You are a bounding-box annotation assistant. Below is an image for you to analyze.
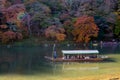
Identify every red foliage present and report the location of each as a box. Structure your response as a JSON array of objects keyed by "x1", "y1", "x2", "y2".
[
  {"x1": 74, "y1": 16, "x2": 95, "y2": 27},
  {"x1": 0, "y1": 25, "x2": 8, "y2": 29},
  {"x1": 5, "y1": 4, "x2": 26, "y2": 23},
  {"x1": 3, "y1": 31, "x2": 16, "y2": 38}
]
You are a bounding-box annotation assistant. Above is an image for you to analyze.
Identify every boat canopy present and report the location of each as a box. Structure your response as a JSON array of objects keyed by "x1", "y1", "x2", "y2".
[{"x1": 62, "y1": 50, "x2": 99, "y2": 55}]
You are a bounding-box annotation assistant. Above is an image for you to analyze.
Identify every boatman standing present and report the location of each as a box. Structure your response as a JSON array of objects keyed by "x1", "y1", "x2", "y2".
[{"x1": 53, "y1": 51, "x2": 57, "y2": 59}]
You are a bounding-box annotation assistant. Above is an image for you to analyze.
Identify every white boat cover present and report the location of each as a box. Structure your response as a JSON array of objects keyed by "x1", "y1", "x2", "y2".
[{"x1": 62, "y1": 50, "x2": 99, "y2": 54}]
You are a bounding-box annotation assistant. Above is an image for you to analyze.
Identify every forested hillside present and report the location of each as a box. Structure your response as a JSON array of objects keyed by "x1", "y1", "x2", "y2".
[{"x1": 0, "y1": 0, "x2": 120, "y2": 44}]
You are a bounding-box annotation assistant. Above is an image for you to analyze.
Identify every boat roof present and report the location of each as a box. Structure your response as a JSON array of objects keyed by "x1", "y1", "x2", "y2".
[{"x1": 62, "y1": 50, "x2": 99, "y2": 55}]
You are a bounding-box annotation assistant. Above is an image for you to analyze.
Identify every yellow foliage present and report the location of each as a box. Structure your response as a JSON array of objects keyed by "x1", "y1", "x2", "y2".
[{"x1": 15, "y1": 20, "x2": 22, "y2": 28}]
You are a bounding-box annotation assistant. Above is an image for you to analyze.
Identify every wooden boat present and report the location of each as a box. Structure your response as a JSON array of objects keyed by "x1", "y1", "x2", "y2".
[{"x1": 45, "y1": 50, "x2": 108, "y2": 62}]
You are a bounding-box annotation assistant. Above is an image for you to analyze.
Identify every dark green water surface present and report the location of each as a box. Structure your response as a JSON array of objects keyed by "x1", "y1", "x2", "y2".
[{"x1": 0, "y1": 42, "x2": 120, "y2": 74}]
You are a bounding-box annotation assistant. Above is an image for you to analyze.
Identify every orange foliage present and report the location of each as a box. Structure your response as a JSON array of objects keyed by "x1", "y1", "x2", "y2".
[
  {"x1": 2, "y1": 31, "x2": 16, "y2": 43},
  {"x1": 56, "y1": 33, "x2": 66, "y2": 41},
  {"x1": 1, "y1": 31, "x2": 23, "y2": 44},
  {"x1": 45, "y1": 25, "x2": 66, "y2": 41},
  {"x1": 72, "y1": 15, "x2": 99, "y2": 43},
  {"x1": 45, "y1": 25, "x2": 57, "y2": 38}
]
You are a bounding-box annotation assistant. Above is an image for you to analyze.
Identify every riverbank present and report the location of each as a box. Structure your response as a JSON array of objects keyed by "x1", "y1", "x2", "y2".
[
  {"x1": 0, "y1": 36, "x2": 119, "y2": 46},
  {"x1": 0, "y1": 73, "x2": 120, "y2": 80}
]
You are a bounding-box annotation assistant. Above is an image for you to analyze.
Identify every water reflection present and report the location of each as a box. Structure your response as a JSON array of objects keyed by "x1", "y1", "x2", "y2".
[
  {"x1": 0, "y1": 42, "x2": 119, "y2": 74},
  {"x1": 44, "y1": 62, "x2": 100, "y2": 76}
]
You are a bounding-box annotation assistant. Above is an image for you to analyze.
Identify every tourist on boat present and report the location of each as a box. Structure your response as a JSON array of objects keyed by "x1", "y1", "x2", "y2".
[
  {"x1": 71, "y1": 55, "x2": 75, "y2": 59},
  {"x1": 82, "y1": 55, "x2": 85, "y2": 59},
  {"x1": 85, "y1": 56, "x2": 90, "y2": 59},
  {"x1": 77, "y1": 55, "x2": 80, "y2": 59},
  {"x1": 66, "y1": 55, "x2": 70, "y2": 59},
  {"x1": 90, "y1": 55, "x2": 97, "y2": 58},
  {"x1": 79, "y1": 55, "x2": 83, "y2": 59}
]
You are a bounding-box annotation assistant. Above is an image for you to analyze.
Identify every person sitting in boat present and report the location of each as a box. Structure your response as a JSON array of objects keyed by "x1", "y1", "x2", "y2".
[
  {"x1": 79, "y1": 55, "x2": 83, "y2": 59},
  {"x1": 77, "y1": 55, "x2": 80, "y2": 59},
  {"x1": 71, "y1": 56, "x2": 74, "y2": 59},
  {"x1": 53, "y1": 51, "x2": 57, "y2": 59},
  {"x1": 90, "y1": 55, "x2": 97, "y2": 58},
  {"x1": 66, "y1": 55, "x2": 70, "y2": 59},
  {"x1": 85, "y1": 56, "x2": 90, "y2": 59}
]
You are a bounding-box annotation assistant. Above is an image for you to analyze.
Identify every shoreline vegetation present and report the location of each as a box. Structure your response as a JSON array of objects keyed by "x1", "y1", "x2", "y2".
[{"x1": 0, "y1": 37, "x2": 119, "y2": 46}]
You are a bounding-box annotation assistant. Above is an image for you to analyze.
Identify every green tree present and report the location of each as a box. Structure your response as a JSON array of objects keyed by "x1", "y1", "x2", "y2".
[{"x1": 114, "y1": 18, "x2": 120, "y2": 38}]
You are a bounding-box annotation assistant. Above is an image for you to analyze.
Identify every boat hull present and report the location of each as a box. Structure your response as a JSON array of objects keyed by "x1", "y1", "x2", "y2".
[{"x1": 44, "y1": 56, "x2": 104, "y2": 62}]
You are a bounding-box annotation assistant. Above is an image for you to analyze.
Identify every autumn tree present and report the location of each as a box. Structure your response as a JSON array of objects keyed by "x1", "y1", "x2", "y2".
[
  {"x1": 56, "y1": 33, "x2": 66, "y2": 42},
  {"x1": 72, "y1": 15, "x2": 99, "y2": 43},
  {"x1": 45, "y1": 25, "x2": 66, "y2": 41},
  {"x1": 0, "y1": 25, "x2": 23, "y2": 44}
]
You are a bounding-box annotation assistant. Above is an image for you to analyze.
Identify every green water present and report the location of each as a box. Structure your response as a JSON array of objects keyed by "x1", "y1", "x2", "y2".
[{"x1": 0, "y1": 43, "x2": 120, "y2": 74}]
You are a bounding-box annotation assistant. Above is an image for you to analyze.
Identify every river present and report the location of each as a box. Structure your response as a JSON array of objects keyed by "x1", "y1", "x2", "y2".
[{"x1": 0, "y1": 42, "x2": 120, "y2": 73}]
